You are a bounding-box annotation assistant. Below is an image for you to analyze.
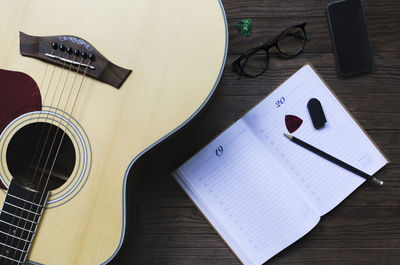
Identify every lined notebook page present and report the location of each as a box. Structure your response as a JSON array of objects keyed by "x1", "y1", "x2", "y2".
[
  {"x1": 174, "y1": 119, "x2": 320, "y2": 265},
  {"x1": 243, "y1": 65, "x2": 388, "y2": 215}
]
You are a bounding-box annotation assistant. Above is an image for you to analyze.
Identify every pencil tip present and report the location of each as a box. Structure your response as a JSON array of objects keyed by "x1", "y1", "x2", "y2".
[
  {"x1": 371, "y1": 177, "x2": 384, "y2": 186},
  {"x1": 283, "y1": 133, "x2": 293, "y2": 139}
]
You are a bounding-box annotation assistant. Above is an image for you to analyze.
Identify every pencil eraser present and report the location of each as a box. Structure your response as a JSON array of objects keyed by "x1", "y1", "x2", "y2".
[{"x1": 307, "y1": 98, "x2": 326, "y2": 129}]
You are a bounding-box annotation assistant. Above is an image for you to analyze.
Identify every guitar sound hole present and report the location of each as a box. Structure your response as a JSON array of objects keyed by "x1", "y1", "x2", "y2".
[{"x1": 6, "y1": 122, "x2": 76, "y2": 192}]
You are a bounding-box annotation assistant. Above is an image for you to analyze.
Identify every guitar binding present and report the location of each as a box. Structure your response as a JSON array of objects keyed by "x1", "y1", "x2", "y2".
[{"x1": 19, "y1": 32, "x2": 132, "y2": 89}]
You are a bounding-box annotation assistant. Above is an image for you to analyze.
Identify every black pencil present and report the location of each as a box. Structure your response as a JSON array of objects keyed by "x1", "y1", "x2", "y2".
[{"x1": 283, "y1": 133, "x2": 383, "y2": 186}]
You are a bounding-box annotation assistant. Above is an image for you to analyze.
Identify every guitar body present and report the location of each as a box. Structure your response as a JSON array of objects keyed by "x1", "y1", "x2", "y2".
[{"x1": 0, "y1": 0, "x2": 227, "y2": 264}]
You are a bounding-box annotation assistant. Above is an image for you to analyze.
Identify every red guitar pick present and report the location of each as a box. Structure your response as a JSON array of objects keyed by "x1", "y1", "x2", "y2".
[{"x1": 285, "y1": 115, "x2": 303, "y2": 133}]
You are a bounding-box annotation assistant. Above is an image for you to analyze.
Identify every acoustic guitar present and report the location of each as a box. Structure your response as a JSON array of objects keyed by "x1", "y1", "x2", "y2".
[{"x1": 0, "y1": 0, "x2": 227, "y2": 264}]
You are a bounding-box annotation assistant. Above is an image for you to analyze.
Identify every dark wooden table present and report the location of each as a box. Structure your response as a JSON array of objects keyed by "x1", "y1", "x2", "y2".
[{"x1": 112, "y1": 0, "x2": 400, "y2": 264}]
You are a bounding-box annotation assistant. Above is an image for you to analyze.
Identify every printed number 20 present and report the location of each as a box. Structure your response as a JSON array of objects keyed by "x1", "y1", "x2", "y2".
[{"x1": 275, "y1": 97, "x2": 285, "y2": 108}]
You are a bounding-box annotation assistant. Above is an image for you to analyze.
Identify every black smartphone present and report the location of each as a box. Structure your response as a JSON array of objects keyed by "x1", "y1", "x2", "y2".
[{"x1": 327, "y1": 0, "x2": 373, "y2": 76}]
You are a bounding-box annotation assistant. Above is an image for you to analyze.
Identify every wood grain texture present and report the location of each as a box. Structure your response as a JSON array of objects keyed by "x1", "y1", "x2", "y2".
[{"x1": 112, "y1": 0, "x2": 400, "y2": 264}]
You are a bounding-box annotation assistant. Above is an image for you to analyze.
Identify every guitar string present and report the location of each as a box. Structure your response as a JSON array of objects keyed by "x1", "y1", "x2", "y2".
[
  {"x1": 15, "y1": 49, "x2": 59, "y2": 190},
  {"x1": 1, "y1": 53, "x2": 77, "y2": 264},
  {"x1": 2, "y1": 53, "x2": 75, "y2": 265},
  {"x1": 0, "y1": 49, "x2": 60, "y2": 263},
  {"x1": 15, "y1": 57, "x2": 90, "y2": 265},
  {"x1": 28, "y1": 54, "x2": 73, "y2": 189},
  {"x1": 16, "y1": 60, "x2": 90, "y2": 265},
  {"x1": 27, "y1": 56, "x2": 82, "y2": 195},
  {"x1": 12, "y1": 57, "x2": 82, "y2": 265},
  {"x1": 3, "y1": 56, "x2": 76, "y2": 265}
]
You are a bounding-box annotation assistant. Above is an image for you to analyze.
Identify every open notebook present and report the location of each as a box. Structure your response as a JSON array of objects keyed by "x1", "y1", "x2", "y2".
[{"x1": 173, "y1": 64, "x2": 388, "y2": 265}]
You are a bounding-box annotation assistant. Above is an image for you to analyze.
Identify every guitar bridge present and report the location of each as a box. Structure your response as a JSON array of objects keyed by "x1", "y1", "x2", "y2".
[{"x1": 19, "y1": 32, "x2": 132, "y2": 88}]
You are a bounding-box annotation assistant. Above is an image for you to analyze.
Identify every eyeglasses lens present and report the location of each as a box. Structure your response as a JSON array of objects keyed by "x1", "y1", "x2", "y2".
[
  {"x1": 241, "y1": 49, "x2": 269, "y2": 76},
  {"x1": 277, "y1": 27, "x2": 306, "y2": 56}
]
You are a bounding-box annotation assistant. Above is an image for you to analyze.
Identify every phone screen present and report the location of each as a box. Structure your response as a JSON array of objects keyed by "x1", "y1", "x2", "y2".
[{"x1": 327, "y1": 0, "x2": 373, "y2": 76}]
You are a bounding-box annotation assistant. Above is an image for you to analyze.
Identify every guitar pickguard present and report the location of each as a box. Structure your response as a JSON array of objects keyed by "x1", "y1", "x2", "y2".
[{"x1": 0, "y1": 69, "x2": 42, "y2": 135}]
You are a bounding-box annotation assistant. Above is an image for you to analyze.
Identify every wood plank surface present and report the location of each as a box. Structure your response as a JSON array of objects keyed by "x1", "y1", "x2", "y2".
[{"x1": 111, "y1": 0, "x2": 400, "y2": 264}]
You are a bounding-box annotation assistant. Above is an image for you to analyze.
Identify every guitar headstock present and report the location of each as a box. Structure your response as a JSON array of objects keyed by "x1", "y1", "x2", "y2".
[{"x1": 19, "y1": 32, "x2": 132, "y2": 88}]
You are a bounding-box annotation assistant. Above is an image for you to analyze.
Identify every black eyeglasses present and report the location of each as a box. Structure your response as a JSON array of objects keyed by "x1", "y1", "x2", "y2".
[{"x1": 232, "y1": 23, "x2": 308, "y2": 78}]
